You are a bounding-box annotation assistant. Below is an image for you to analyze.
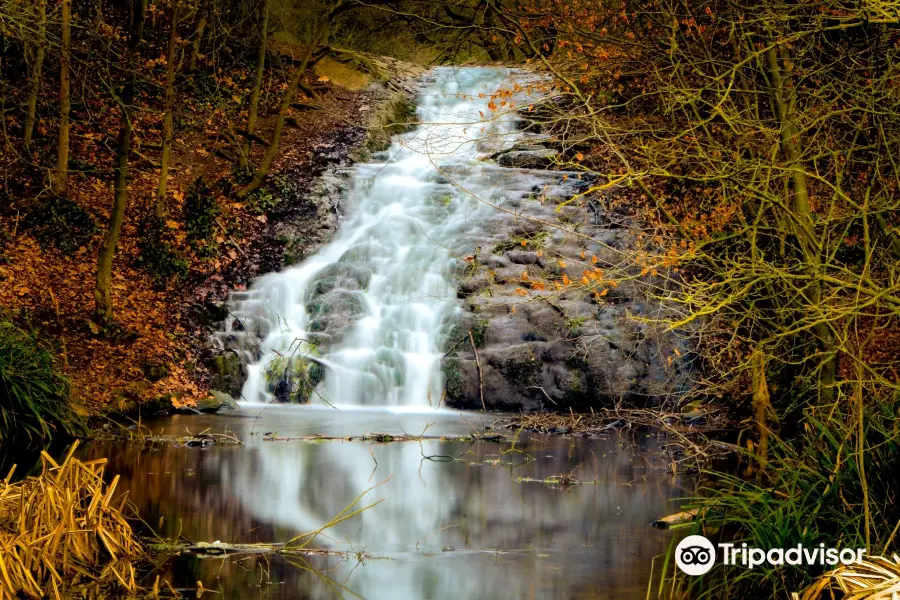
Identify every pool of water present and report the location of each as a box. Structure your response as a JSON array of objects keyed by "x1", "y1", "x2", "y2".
[{"x1": 79, "y1": 406, "x2": 691, "y2": 599}]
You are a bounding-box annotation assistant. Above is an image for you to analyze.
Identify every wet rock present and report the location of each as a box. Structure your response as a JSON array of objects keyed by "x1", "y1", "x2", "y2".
[
  {"x1": 208, "y1": 351, "x2": 247, "y2": 398},
  {"x1": 208, "y1": 390, "x2": 239, "y2": 411},
  {"x1": 505, "y1": 251, "x2": 539, "y2": 265},
  {"x1": 442, "y1": 151, "x2": 694, "y2": 412},
  {"x1": 495, "y1": 146, "x2": 558, "y2": 169}
]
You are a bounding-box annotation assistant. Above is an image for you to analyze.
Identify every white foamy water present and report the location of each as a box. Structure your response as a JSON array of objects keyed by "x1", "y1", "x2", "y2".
[{"x1": 215, "y1": 67, "x2": 544, "y2": 407}]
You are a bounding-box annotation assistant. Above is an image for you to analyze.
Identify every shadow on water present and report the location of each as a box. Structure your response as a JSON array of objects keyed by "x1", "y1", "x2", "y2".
[{"x1": 77, "y1": 406, "x2": 693, "y2": 599}]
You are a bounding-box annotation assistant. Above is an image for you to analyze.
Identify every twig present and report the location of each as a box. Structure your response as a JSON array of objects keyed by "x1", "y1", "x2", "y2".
[{"x1": 469, "y1": 330, "x2": 486, "y2": 412}]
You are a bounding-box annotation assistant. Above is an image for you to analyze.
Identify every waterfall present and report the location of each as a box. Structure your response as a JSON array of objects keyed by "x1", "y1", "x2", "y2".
[{"x1": 215, "y1": 67, "x2": 534, "y2": 407}]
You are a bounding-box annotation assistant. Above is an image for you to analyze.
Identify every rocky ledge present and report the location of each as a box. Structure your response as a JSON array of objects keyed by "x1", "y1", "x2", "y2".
[{"x1": 442, "y1": 135, "x2": 696, "y2": 412}]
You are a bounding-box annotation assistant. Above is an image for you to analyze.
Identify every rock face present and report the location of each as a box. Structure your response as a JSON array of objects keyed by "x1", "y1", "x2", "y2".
[
  {"x1": 443, "y1": 135, "x2": 694, "y2": 412},
  {"x1": 208, "y1": 351, "x2": 246, "y2": 399}
]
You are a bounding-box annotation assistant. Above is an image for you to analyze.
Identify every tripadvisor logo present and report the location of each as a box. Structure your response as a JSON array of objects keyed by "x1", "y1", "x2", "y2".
[{"x1": 675, "y1": 535, "x2": 866, "y2": 576}]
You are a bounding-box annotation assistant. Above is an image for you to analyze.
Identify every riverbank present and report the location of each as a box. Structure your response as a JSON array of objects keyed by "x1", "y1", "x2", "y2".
[{"x1": 0, "y1": 47, "x2": 423, "y2": 426}]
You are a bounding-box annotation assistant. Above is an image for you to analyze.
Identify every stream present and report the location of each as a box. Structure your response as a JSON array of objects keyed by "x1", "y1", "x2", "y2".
[
  {"x1": 82, "y1": 409, "x2": 688, "y2": 599},
  {"x1": 81, "y1": 67, "x2": 689, "y2": 598}
]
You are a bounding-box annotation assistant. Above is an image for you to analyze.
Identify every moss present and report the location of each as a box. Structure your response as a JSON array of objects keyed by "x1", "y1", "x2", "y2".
[
  {"x1": 264, "y1": 353, "x2": 323, "y2": 403},
  {"x1": 442, "y1": 355, "x2": 463, "y2": 399},
  {"x1": 470, "y1": 319, "x2": 489, "y2": 348},
  {"x1": 491, "y1": 230, "x2": 550, "y2": 255}
]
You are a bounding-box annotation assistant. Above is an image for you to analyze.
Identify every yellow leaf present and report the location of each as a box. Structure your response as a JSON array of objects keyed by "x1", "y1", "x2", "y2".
[{"x1": 317, "y1": 75, "x2": 330, "y2": 82}]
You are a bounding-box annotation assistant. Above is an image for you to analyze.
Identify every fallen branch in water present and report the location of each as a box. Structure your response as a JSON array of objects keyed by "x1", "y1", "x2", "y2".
[
  {"x1": 259, "y1": 432, "x2": 508, "y2": 443},
  {"x1": 156, "y1": 540, "x2": 370, "y2": 559}
]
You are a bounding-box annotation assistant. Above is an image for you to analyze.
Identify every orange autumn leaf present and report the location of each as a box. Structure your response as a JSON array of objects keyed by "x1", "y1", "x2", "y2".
[
  {"x1": 575, "y1": 152, "x2": 584, "y2": 161},
  {"x1": 536, "y1": 249, "x2": 544, "y2": 257},
  {"x1": 591, "y1": 254, "x2": 598, "y2": 264},
  {"x1": 562, "y1": 274, "x2": 571, "y2": 286},
  {"x1": 515, "y1": 288, "x2": 528, "y2": 296},
  {"x1": 521, "y1": 271, "x2": 530, "y2": 281},
  {"x1": 580, "y1": 249, "x2": 586, "y2": 259},
  {"x1": 557, "y1": 259, "x2": 567, "y2": 268},
  {"x1": 520, "y1": 239, "x2": 527, "y2": 247}
]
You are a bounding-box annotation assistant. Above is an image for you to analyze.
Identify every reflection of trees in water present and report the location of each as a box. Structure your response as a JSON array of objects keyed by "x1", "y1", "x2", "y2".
[{"x1": 84, "y1": 434, "x2": 688, "y2": 599}]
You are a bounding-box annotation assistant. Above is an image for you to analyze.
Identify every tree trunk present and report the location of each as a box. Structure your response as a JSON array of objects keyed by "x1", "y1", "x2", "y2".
[
  {"x1": 237, "y1": 39, "x2": 317, "y2": 198},
  {"x1": 156, "y1": 0, "x2": 180, "y2": 216},
  {"x1": 23, "y1": 0, "x2": 47, "y2": 150},
  {"x1": 241, "y1": 0, "x2": 269, "y2": 170},
  {"x1": 51, "y1": 0, "x2": 72, "y2": 196},
  {"x1": 189, "y1": 0, "x2": 211, "y2": 71},
  {"x1": 95, "y1": 0, "x2": 147, "y2": 325},
  {"x1": 765, "y1": 45, "x2": 836, "y2": 394}
]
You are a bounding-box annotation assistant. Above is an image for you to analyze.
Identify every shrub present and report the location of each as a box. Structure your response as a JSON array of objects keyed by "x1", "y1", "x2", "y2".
[
  {"x1": 23, "y1": 196, "x2": 96, "y2": 255},
  {"x1": 183, "y1": 178, "x2": 220, "y2": 257},
  {"x1": 0, "y1": 321, "x2": 82, "y2": 442},
  {"x1": 135, "y1": 215, "x2": 188, "y2": 284}
]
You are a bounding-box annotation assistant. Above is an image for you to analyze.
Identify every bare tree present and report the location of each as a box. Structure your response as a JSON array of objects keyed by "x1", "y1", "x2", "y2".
[{"x1": 95, "y1": 0, "x2": 148, "y2": 325}]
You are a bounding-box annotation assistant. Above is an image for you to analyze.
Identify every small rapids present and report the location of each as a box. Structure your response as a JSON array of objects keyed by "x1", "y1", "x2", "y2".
[{"x1": 214, "y1": 67, "x2": 558, "y2": 407}]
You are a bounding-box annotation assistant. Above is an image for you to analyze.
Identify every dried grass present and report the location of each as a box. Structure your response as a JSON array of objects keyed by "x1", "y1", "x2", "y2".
[
  {"x1": 0, "y1": 440, "x2": 142, "y2": 599},
  {"x1": 794, "y1": 555, "x2": 900, "y2": 600}
]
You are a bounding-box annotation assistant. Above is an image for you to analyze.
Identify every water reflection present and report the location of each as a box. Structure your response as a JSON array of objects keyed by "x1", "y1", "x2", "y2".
[{"x1": 82, "y1": 408, "x2": 689, "y2": 599}]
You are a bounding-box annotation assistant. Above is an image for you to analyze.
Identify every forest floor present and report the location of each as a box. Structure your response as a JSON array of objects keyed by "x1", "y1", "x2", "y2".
[{"x1": 0, "y1": 46, "x2": 422, "y2": 419}]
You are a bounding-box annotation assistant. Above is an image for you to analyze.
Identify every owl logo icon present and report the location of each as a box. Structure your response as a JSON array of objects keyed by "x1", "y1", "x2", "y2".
[{"x1": 675, "y1": 535, "x2": 716, "y2": 576}]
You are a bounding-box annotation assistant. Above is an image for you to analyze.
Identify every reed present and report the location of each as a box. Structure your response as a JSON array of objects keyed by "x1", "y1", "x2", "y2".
[
  {"x1": 795, "y1": 555, "x2": 900, "y2": 600},
  {"x1": 0, "y1": 441, "x2": 142, "y2": 599}
]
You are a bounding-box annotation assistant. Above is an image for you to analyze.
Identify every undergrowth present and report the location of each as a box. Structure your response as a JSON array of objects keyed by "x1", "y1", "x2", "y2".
[
  {"x1": 660, "y1": 394, "x2": 900, "y2": 599},
  {"x1": 0, "y1": 320, "x2": 83, "y2": 442},
  {"x1": 23, "y1": 196, "x2": 97, "y2": 255}
]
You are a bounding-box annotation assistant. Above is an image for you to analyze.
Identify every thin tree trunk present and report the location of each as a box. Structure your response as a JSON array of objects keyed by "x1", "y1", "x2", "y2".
[
  {"x1": 24, "y1": 0, "x2": 47, "y2": 150},
  {"x1": 189, "y1": 0, "x2": 210, "y2": 71},
  {"x1": 156, "y1": 0, "x2": 179, "y2": 216},
  {"x1": 237, "y1": 39, "x2": 318, "y2": 198},
  {"x1": 52, "y1": 0, "x2": 72, "y2": 196},
  {"x1": 241, "y1": 0, "x2": 269, "y2": 170},
  {"x1": 765, "y1": 45, "x2": 836, "y2": 394},
  {"x1": 95, "y1": 0, "x2": 147, "y2": 325}
]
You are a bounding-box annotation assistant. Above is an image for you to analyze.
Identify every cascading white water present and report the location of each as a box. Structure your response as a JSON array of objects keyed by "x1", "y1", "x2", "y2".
[{"x1": 215, "y1": 67, "x2": 538, "y2": 407}]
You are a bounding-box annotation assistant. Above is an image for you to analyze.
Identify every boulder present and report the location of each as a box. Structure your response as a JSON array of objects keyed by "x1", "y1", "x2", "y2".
[
  {"x1": 196, "y1": 390, "x2": 239, "y2": 413},
  {"x1": 208, "y1": 351, "x2": 247, "y2": 398}
]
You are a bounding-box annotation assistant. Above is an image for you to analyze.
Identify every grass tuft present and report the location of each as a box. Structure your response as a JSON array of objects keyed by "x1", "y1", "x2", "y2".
[{"x1": 0, "y1": 320, "x2": 83, "y2": 442}]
